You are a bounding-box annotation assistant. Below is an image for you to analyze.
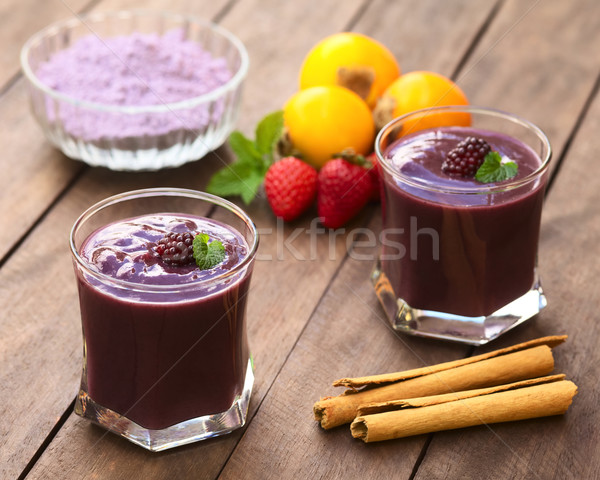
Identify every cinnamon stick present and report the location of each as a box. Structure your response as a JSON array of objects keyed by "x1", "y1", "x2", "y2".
[
  {"x1": 314, "y1": 342, "x2": 560, "y2": 429},
  {"x1": 355, "y1": 374, "x2": 566, "y2": 415},
  {"x1": 334, "y1": 335, "x2": 566, "y2": 388},
  {"x1": 350, "y1": 377, "x2": 577, "y2": 443}
]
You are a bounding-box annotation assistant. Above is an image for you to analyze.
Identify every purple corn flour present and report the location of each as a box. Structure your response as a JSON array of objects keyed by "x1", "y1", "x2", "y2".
[{"x1": 36, "y1": 29, "x2": 233, "y2": 143}]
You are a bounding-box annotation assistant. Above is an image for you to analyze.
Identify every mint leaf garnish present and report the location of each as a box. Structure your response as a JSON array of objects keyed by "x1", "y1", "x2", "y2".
[
  {"x1": 228, "y1": 131, "x2": 262, "y2": 165},
  {"x1": 475, "y1": 151, "x2": 518, "y2": 183},
  {"x1": 255, "y1": 110, "x2": 285, "y2": 159},
  {"x1": 206, "y1": 160, "x2": 266, "y2": 204},
  {"x1": 192, "y1": 233, "x2": 225, "y2": 270},
  {"x1": 207, "y1": 110, "x2": 284, "y2": 204}
]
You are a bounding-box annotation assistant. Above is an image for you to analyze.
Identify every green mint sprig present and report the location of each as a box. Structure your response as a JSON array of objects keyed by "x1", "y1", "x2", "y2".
[
  {"x1": 193, "y1": 233, "x2": 225, "y2": 270},
  {"x1": 475, "y1": 151, "x2": 518, "y2": 183},
  {"x1": 206, "y1": 110, "x2": 284, "y2": 204}
]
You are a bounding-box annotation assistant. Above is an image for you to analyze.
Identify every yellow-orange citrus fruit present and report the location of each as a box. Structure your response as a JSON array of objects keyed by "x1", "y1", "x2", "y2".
[
  {"x1": 375, "y1": 71, "x2": 470, "y2": 134},
  {"x1": 299, "y1": 32, "x2": 400, "y2": 108},
  {"x1": 284, "y1": 85, "x2": 375, "y2": 168}
]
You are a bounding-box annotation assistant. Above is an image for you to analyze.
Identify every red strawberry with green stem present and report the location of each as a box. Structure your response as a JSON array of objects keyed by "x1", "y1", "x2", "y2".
[
  {"x1": 317, "y1": 157, "x2": 372, "y2": 228},
  {"x1": 264, "y1": 156, "x2": 318, "y2": 221}
]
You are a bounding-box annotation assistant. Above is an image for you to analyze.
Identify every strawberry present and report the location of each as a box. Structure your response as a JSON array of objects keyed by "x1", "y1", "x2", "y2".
[
  {"x1": 366, "y1": 152, "x2": 381, "y2": 202},
  {"x1": 317, "y1": 157, "x2": 372, "y2": 228},
  {"x1": 264, "y1": 156, "x2": 318, "y2": 221}
]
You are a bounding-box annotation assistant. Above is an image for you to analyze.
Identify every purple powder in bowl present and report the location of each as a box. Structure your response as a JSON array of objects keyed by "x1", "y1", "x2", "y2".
[
  {"x1": 22, "y1": 11, "x2": 248, "y2": 170},
  {"x1": 36, "y1": 29, "x2": 233, "y2": 142}
]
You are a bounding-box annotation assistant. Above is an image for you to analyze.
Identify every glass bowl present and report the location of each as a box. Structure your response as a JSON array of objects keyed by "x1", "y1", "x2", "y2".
[{"x1": 20, "y1": 10, "x2": 249, "y2": 171}]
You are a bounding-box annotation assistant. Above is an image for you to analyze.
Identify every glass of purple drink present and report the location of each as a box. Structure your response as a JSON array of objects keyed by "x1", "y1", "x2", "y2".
[
  {"x1": 70, "y1": 188, "x2": 258, "y2": 451},
  {"x1": 373, "y1": 106, "x2": 551, "y2": 345}
]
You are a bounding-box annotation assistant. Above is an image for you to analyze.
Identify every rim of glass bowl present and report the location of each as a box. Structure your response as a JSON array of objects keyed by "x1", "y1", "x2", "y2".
[
  {"x1": 20, "y1": 10, "x2": 249, "y2": 114},
  {"x1": 375, "y1": 105, "x2": 552, "y2": 195},
  {"x1": 70, "y1": 188, "x2": 259, "y2": 294}
]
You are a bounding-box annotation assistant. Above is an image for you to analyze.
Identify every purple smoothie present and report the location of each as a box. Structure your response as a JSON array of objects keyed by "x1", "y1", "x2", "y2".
[
  {"x1": 379, "y1": 126, "x2": 548, "y2": 317},
  {"x1": 75, "y1": 213, "x2": 252, "y2": 430}
]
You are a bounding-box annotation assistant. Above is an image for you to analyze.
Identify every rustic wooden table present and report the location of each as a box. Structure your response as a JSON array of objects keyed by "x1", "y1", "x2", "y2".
[{"x1": 2, "y1": 0, "x2": 599, "y2": 478}]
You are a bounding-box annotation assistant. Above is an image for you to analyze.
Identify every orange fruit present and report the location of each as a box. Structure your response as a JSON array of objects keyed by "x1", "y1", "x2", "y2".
[
  {"x1": 284, "y1": 85, "x2": 375, "y2": 168},
  {"x1": 299, "y1": 33, "x2": 400, "y2": 109},
  {"x1": 374, "y1": 71, "x2": 470, "y2": 134}
]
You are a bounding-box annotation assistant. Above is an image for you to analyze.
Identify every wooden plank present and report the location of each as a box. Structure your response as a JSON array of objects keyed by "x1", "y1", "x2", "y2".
[
  {"x1": 0, "y1": 0, "x2": 93, "y2": 259},
  {"x1": 220, "y1": 213, "x2": 468, "y2": 479},
  {"x1": 413, "y1": 79, "x2": 600, "y2": 480},
  {"x1": 356, "y1": 0, "x2": 500, "y2": 74},
  {"x1": 224, "y1": 0, "x2": 600, "y2": 478},
  {"x1": 0, "y1": 151, "x2": 233, "y2": 480},
  {"x1": 457, "y1": 0, "x2": 600, "y2": 161},
  {"x1": 6, "y1": 1, "x2": 597, "y2": 479},
  {"x1": 410, "y1": 0, "x2": 600, "y2": 478},
  {"x1": 218, "y1": 0, "x2": 507, "y2": 478},
  {"x1": 18, "y1": 0, "x2": 367, "y2": 478},
  {"x1": 0, "y1": 0, "x2": 89, "y2": 90},
  {"x1": 0, "y1": 0, "x2": 231, "y2": 261},
  {"x1": 0, "y1": 83, "x2": 84, "y2": 260},
  {"x1": 95, "y1": 0, "x2": 229, "y2": 11},
  {"x1": 0, "y1": 2, "x2": 234, "y2": 478},
  {"x1": 21, "y1": 1, "x2": 502, "y2": 476}
]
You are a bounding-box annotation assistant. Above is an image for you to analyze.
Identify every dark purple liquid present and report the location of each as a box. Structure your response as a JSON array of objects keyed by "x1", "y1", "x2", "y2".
[
  {"x1": 380, "y1": 127, "x2": 547, "y2": 317},
  {"x1": 75, "y1": 214, "x2": 253, "y2": 429}
]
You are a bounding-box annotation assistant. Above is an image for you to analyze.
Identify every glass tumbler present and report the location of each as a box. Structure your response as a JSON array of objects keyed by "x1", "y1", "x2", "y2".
[
  {"x1": 70, "y1": 188, "x2": 258, "y2": 451},
  {"x1": 372, "y1": 106, "x2": 551, "y2": 345}
]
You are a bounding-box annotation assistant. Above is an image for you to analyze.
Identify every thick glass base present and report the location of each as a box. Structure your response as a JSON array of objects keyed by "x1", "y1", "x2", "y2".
[
  {"x1": 371, "y1": 263, "x2": 546, "y2": 346},
  {"x1": 74, "y1": 359, "x2": 254, "y2": 452}
]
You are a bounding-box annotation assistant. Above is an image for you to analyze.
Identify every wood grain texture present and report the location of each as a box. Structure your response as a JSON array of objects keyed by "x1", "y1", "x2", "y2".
[
  {"x1": 410, "y1": 1, "x2": 600, "y2": 476},
  {"x1": 413, "y1": 74, "x2": 600, "y2": 480},
  {"x1": 0, "y1": 83, "x2": 84, "y2": 261},
  {"x1": 458, "y1": 0, "x2": 600, "y2": 162},
  {"x1": 0, "y1": 4, "x2": 232, "y2": 477},
  {"x1": 218, "y1": 214, "x2": 470, "y2": 479},
  {"x1": 0, "y1": 0, "x2": 90, "y2": 90},
  {"x1": 222, "y1": 0, "x2": 600, "y2": 479},
  {"x1": 20, "y1": 0, "x2": 366, "y2": 478},
  {"x1": 0, "y1": 150, "x2": 236, "y2": 480},
  {"x1": 0, "y1": 0, "x2": 230, "y2": 261},
  {"x1": 2, "y1": 0, "x2": 600, "y2": 478},
  {"x1": 356, "y1": 0, "x2": 500, "y2": 75},
  {"x1": 0, "y1": 0, "x2": 91, "y2": 259}
]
